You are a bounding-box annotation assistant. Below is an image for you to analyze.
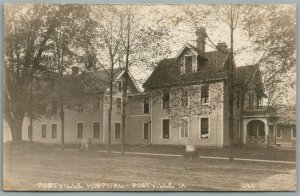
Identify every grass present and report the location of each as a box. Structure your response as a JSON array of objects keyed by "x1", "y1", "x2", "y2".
[
  {"x1": 70, "y1": 143, "x2": 296, "y2": 162},
  {"x1": 3, "y1": 141, "x2": 296, "y2": 191}
]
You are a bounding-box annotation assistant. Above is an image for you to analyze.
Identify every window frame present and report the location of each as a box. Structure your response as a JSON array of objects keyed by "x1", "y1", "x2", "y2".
[
  {"x1": 114, "y1": 122, "x2": 121, "y2": 139},
  {"x1": 276, "y1": 127, "x2": 282, "y2": 138},
  {"x1": 77, "y1": 103, "x2": 84, "y2": 113},
  {"x1": 77, "y1": 122, "x2": 84, "y2": 139},
  {"x1": 41, "y1": 124, "x2": 47, "y2": 139},
  {"x1": 92, "y1": 121, "x2": 101, "y2": 139},
  {"x1": 199, "y1": 117, "x2": 210, "y2": 139},
  {"x1": 143, "y1": 122, "x2": 151, "y2": 140},
  {"x1": 143, "y1": 98, "x2": 150, "y2": 114},
  {"x1": 291, "y1": 126, "x2": 296, "y2": 140},
  {"x1": 51, "y1": 124, "x2": 57, "y2": 139},
  {"x1": 161, "y1": 118, "x2": 170, "y2": 139},
  {"x1": 184, "y1": 55, "x2": 193, "y2": 74},
  {"x1": 162, "y1": 92, "x2": 170, "y2": 110},
  {"x1": 180, "y1": 117, "x2": 189, "y2": 138},
  {"x1": 200, "y1": 85, "x2": 210, "y2": 105},
  {"x1": 116, "y1": 98, "x2": 122, "y2": 113}
]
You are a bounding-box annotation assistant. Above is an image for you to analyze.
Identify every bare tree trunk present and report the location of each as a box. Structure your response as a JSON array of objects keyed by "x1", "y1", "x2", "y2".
[
  {"x1": 9, "y1": 113, "x2": 24, "y2": 143},
  {"x1": 229, "y1": 5, "x2": 235, "y2": 161},
  {"x1": 108, "y1": 60, "x2": 114, "y2": 154},
  {"x1": 29, "y1": 81, "x2": 33, "y2": 142},
  {"x1": 60, "y1": 103, "x2": 64, "y2": 150}
]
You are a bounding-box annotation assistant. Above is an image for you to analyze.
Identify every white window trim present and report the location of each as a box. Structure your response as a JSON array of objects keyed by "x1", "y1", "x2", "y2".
[
  {"x1": 143, "y1": 122, "x2": 150, "y2": 140},
  {"x1": 199, "y1": 116, "x2": 210, "y2": 139},
  {"x1": 77, "y1": 122, "x2": 84, "y2": 139},
  {"x1": 92, "y1": 121, "x2": 101, "y2": 139},
  {"x1": 51, "y1": 123, "x2": 58, "y2": 139},
  {"x1": 291, "y1": 127, "x2": 296, "y2": 140},
  {"x1": 276, "y1": 127, "x2": 282, "y2": 139},
  {"x1": 199, "y1": 84, "x2": 210, "y2": 106},
  {"x1": 179, "y1": 117, "x2": 189, "y2": 138},
  {"x1": 180, "y1": 89, "x2": 190, "y2": 108},
  {"x1": 184, "y1": 55, "x2": 192, "y2": 74},
  {"x1": 114, "y1": 122, "x2": 122, "y2": 139},
  {"x1": 27, "y1": 124, "x2": 30, "y2": 140},
  {"x1": 143, "y1": 98, "x2": 150, "y2": 114},
  {"x1": 41, "y1": 123, "x2": 47, "y2": 139},
  {"x1": 161, "y1": 92, "x2": 171, "y2": 110},
  {"x1": 161, "y1": 118, "x2": 171, "y2": 139}
]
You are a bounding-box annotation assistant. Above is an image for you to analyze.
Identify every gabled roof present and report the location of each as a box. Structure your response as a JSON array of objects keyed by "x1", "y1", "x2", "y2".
[
  {"x1": 143, "y1": 58, "x2": 227, "y2": 89},
  {"x1": 81, "y1": 68, "x2": 124, "y2": 93},
  {"x1": 176, "y1": 43, "x2": 208, "y2": 60}
]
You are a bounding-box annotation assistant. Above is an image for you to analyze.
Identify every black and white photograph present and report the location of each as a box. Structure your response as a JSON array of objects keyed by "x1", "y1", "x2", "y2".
[{"x1": 3, "y1": 3, "x2": 296, "y2": 191}]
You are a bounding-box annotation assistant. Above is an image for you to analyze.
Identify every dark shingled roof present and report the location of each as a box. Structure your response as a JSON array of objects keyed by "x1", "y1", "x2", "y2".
[
  {"x1": 81, "y1": 68, "x2": 124, "y2": 92},
  {"x1": 143, "y1": 57, "x2": 228, "y2": 89},
  {"x1": 143, "y1": 46, "x2": 230, "y2": 89}
]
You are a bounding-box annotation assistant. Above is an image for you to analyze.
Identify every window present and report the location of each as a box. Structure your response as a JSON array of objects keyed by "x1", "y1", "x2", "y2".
[
  {"x1": 41, "y1": 124, "x2": 46, "y2": 139},
  {"x1": 180, "y1": 118, "x2": 189, "y2": 138},
  {"x1": 201, "y1": 85, "x2": 209, "y2": 105},
  {"x1": 115, "y1": 123, "x2": 121, "y2": 139},
  {"x1": 93, "y1": 102, "x2": 100, "y2": 112},
  {"x1": 248, "y1": 93, "x2": 254, "y2": 109},
  {"x1": 93, "y1": 122, "x2": 100, "y2": 139},
  {"x1": 77, "y1": 104, "x2": 83, "y2": 113},
  {"x1": 27, "y1": 125, "x2": 32, "y2": 140},
  {"x1": 292, "y1": 127, "x2": 296, "y2": 139},
  {"x1": 181, "y1": 89, "x2": 189, "y2": 107},
  {"x1": 52, "y1": 101, "x2": 57, "y2": 114},
  {"x1": 52, "y1": 124, "x2": 57, "y2": 138},
  {"x1": 144, "y1": 122, "x2": 151, "y2": 140},
  {"x1": 200, "y1": 118, "x2": 209, "y2": 139},
  {"x1": 185, "y1": 56, "x2": 193, "y2": 73},
  {"x1": 118, "y1": 81, "x2": 123, "y2": 92},
  {"x1": 77, "y1": 123, "x2": 84, "y2": 139},
  {"x1": 256, "y1": 98, "x2": 263, "y2": 109},
  {"x1": 162, "y1": 119, "x2": 170, "y2": 139},
  {"x1": 276, "y1": 127, "x2": 282, "y2": 138},
  {"x1": 116, "y1": 98, "x2": 121, "y2": 113},
  {"x1": 144, "y1": 98, "x2": 150, "y2": 114},
  {"x1": 162, "y1": 92, "x2": 170, "y2": 109}
]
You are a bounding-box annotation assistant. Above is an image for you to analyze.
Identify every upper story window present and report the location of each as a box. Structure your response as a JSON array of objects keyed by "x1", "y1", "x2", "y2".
[
  {"x1": 201, "y1": 85, "x2": 209, "y2": 105},
  {"x1": 162, "y1": 92, "x2": 170, "y2": 109},
  {"x1": 144, "y1": 98, "x2": 150, "y2": 114},
  {"x1": 93, "y1": 102, "x2": 100, "y2": 112},
  {"x1": 185, "y1": 56, "x2": 193, "y2": 73},
  {"x1": 181, "y1": 89, "x2": 189, "y2": 107},
  {"x1": 116, "y1": 98, "x2": 121, "y2": 113},
  {"x1": 292, "y1": 126, "x2": 296, "y2": 139},
  {"x1": 236, "y1": 91, "x2": 240, "y2": 108},
  {"x1": 118, "y1": 81, "x2": 123, "y2": 92},
  {"x1": 51, "y1": 101, "x2": 58, "y2": 114},
  {"x1": 248, "y1": 93, "x2": 254, "y2": 110},
  {"x1": 77, "y1": 103, "x2": 83, "y2": 113},
  {"x1": 256, "y1": 98, "x2": 263, "y2": 109}
]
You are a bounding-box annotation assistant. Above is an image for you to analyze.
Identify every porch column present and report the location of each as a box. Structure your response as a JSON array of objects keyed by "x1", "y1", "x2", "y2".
[
  {"x1": 243, "y1": 118, "x2": 248, "y2": 144},
  {"x1": 263, "y1": 119, "x2": 269, "y2": 144}
]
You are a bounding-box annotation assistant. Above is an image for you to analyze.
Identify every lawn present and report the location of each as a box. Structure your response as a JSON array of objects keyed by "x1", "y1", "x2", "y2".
[{"x1": 2, "y1": 142, "x2": 297, "y2": 191}]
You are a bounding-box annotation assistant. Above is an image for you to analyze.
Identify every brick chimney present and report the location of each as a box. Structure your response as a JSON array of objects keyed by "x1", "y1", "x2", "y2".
[
  {"x1": 71, "y1": 66, "x2": 79, "y2": 75},
  {"x1": 195, "y1": 27, "x2": 207, "y2": 52},
  {"x1": 216, "y1": 42, "x2": 228, "y2": 53}
]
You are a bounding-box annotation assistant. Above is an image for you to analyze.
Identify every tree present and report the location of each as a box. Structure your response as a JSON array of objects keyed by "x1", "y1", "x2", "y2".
[
  {"x1": 241, "y1": 5, "x2": 296, "y2": 107},
  {"x1": 4, "y1": 4, "x2": 60, "y2": 142},
  {"x1": 91, "y1": 5, "x2": 124, "y2": 154}
]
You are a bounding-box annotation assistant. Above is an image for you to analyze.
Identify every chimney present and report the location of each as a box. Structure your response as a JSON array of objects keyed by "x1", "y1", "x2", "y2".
[
  {"x1": 71, "y1": 66, "x2": 79, "y2": 75},
  {"x1": 195, "y1": 27, "x2": 207, "y2": 52},
  {"x1": 216, "y1": 42, "x2": 228, "y2": 53}
]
